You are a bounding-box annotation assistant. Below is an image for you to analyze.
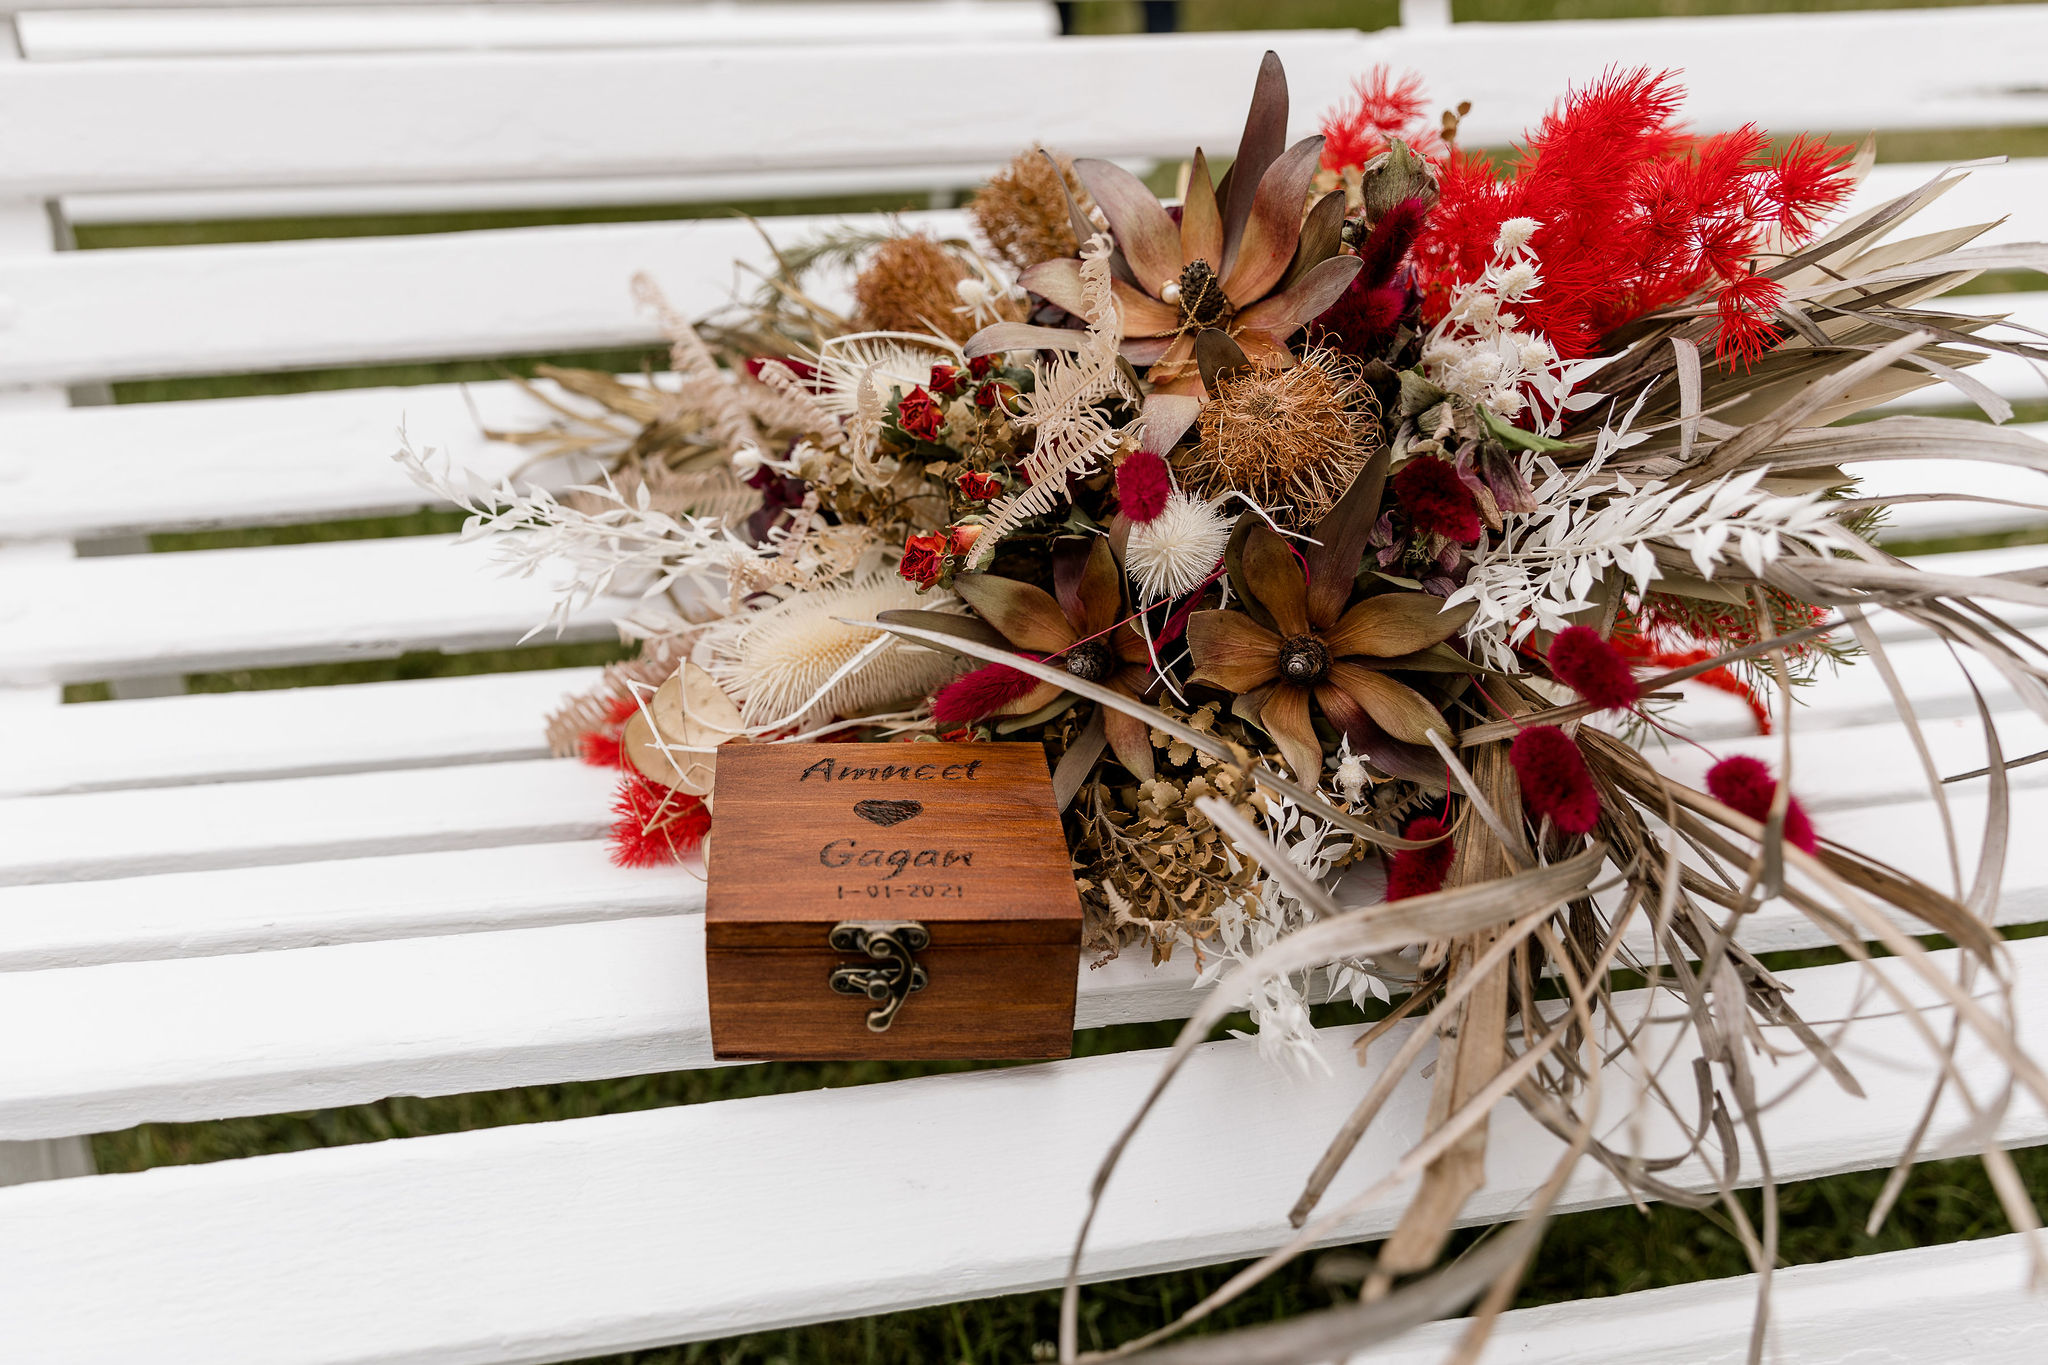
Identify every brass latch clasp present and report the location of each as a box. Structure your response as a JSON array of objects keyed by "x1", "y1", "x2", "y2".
[{"x1": 828, "y1": 920, "x2": 930, "y2": 1032}]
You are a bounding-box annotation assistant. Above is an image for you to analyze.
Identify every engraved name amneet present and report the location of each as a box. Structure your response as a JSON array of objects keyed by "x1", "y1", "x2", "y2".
[{"x1": 798, "y1": 757, "x2": 984, "y2": 783}]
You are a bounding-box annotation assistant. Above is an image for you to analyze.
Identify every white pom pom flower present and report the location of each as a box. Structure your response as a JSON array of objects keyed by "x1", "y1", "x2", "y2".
[{"x1": 1125, "y1": 491, "x2": 1231, "y2": 603}]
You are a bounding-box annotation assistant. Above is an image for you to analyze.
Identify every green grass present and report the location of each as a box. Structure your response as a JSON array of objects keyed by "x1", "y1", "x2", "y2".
[{"x1": 57, "y1": 2, "x2": 2048, "y2": 1359}]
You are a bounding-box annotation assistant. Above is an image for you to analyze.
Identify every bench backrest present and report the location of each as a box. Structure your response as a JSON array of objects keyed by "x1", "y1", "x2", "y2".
[{"x1": 1, "y1": 3, "x2": 2046, "y2": 1362}]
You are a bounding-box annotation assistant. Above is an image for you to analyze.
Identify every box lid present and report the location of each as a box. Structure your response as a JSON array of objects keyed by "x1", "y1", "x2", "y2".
[{"x1": 705, "y1": 742, "x2": 1083, "y2": 941}]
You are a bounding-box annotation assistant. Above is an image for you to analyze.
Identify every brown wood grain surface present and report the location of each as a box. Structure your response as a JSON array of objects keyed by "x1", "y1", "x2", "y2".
[{"x1": 706, "y1": 742, "x2": 1082, "y2": 1060}]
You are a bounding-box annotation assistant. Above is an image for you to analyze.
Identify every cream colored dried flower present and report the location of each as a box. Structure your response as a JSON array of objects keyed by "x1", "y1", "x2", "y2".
[
  {"x1": 1125, "y1": 491, "x2": 1232, "y2": 602},
  {"x1": 1185, "y1": 348, "x2": 1380, "y2": 523},
  {"x1": 701, "y1": 574, "x2": 960, "y2": 727}
]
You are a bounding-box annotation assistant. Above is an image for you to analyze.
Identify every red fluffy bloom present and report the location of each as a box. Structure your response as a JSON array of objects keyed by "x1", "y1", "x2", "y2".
[
  {"x1": 575, "y1": 693, "x2": 640, "y2": 769},
  {"x1": 895, "y1": 386, "x2": 945, "y2": 441},
  {"x1": 898, "y1": 531, "x2": 947, "y2": 587},
  {"x1": 1705, "y1": 755, "x2": 1817, "y2": 853},
  {"x1": 1392, "y1": 454, "x2": 1484, "y2": 544},
  {"x1": 1320, "y1": 68, "x2": 1439, "y2": 175},
  {"x1": 608, "y1": 772, "x2": 711, "y2": 867},
  {"x1": 931, "y1": 660, "x2": 1042, "y2": 724},
  {"x1": 1116, "y1": 448, "x2": 1174, "y2": 524},
  {"x1": 1510, "y1": 726, "x2": 1602, "y2": 835},
  {"x1": 1714, "y1": 273, "x2": 1786, "y2": 369},
  {"x1": 1385, "y1": 815, "x2": 1456, "y2": 900},
  {"x1": 1408, "y1": 69, "x2": 1853, "y2": 360},
  {"x1": 1547, "y1": 626, "x2": 1641, "y2": 712}
]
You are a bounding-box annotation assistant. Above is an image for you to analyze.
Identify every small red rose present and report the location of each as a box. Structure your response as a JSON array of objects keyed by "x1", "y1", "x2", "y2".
[
  {"x1": 974, "y1": 381, "x2": 1018, "y2": 412},
  {"x1": 967, "y1": 354, "x2": 996, "y2": 380},
  {"x1": 895, "y1": 386, "x2": 945, "y2": 442},
  {"x1": 928, "y1": 363, "x2": 966, "y2": 397},
  {"x1": 956, "y1": 470, "x2": 1003, "y2": 501},
  {"x1": 898, "y1": 531, "x2": 947, "y2": 587},
  {"x1": 948, "y1": 523, "x2": 983, "y2": 558}
]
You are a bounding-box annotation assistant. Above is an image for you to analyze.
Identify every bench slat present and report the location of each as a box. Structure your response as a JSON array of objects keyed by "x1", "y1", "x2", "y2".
[
  {"x1": 0, "y1": 534, "x2": 618, "y2": 686},
  {"x1": 0, "y1": 839, "x2": 675, "y2": 973},
  {"x1": 15, "y1": 2, "x2": 1058, "y2": 59},
  {"x1": 1354, "y1": 1232, "x2": 2046, "y2": 1364},
  {"x1": 6, "y1": 598, "x2": 2015, "y2": 799},
  {"x1": 0, "y1": 210, "x2": 962, "y2": 388},
  {"x1": 1, "y1": 782, "x2": 2039, "y2": 1138},
  {"x1": 0, "y1": 938, "x2": 2039, "y2": 1361},
  {"x1": 9, "y1": 15, "x2": 2048, "y2": 199},
  {"x1": 0, "y1": 378, "x2": 587, "y2": 542},
  {"x1": 3, "y1": 666, "x2": 599, "y2": 798},
  {"x1": 7, "y1": 379, "x2": 2047, "y2": 546},
  {"x1": 7, "y1": 533, "x2": 2037, "y2": 689},
  {"x1": 0, "y1": 163, "x2": 2036, "y2": 393}
]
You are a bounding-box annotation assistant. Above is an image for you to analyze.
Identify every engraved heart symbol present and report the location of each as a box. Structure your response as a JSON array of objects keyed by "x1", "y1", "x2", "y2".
[{"x1": 854, "y1": 798, "x2": 924, "y2": 827}]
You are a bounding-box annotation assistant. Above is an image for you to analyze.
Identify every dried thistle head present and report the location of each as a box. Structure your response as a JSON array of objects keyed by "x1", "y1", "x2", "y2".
[
  {"x1": 971, "y1": 145, "x2": 1094, "y2": 272},
  {"x1": 853, "y1": 234, "x2": 978, "y2": 345},
  {"x1": 1185, "y1": 348, "x2": 1382, "y2": 523}
]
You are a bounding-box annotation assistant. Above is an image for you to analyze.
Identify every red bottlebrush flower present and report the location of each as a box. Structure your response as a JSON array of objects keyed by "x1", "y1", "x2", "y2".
[
  {"x1": 928, "y1": 363, "x2": 967, "y2": 397},
  {"x1": 1385, "y1": 814, "x2": 1456, "y2": 900},
  {"x1": 608, "y1": 772, "x2": 711, "y2": 868},
  {"x1": 931, "y1": 660, "x2": 1043, "y2": 724},
  {"x1": 1310, "y1": 280, "x2": 1408, "y2": 359},
  {"x1": 1408, "y1": 69, "x2": 1853, "y2": 363},
  {"x1": 895, "y1": 386, "x2": 945, "y2": 441},
  {"x1": 1319, "y1": 67, "x2": 1436, "y2": 175},
  {"x1": 1714, "y1": 273, "x2": 1786, "y2": 369},
  {"x1": 1355, "y1": 197, "x2": 1432, "y2": 292},
  {"x1": 948, "y1": 523, "x2": 982, "y2": 558},
  {"x1": 898, "y1": 531, "x2": 946, "y2": 587},
  {"x1": 574, "y1": 693, "x2": 640, "y2": 769},
  {"x1": 1116, "y1": 448, "x2": 1173, "y2": 524},
  {"x1": 957, "y1": 469, "x2": 1003, "y2": 501},
  {"x1": 1510, "y1": 725, "x2": 1602, "y2": 835},
  {"x1": 1548, "y1": 625, "x2": 1641, "y2": 712},
  {"x1": 580, "y1": 730, "x2": 625, "y2": 769},
  {"x1": 1705, "y1": 755, "x2": 1817, "y2": 853},
  {"x1": 967, "y1": 354, "x2": 996, "y2": 380},
  {"x1": 1392, "y1": 454, "x2": 1484, "y2": 544}
]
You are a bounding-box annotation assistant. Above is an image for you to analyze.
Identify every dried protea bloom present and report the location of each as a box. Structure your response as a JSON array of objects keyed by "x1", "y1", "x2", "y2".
[
  {"x1": 972, "y1": 145, "x2": 1093, "y2": 272},
  {"x1": 853, "y1": 234, "x2": 979, "y2": 344},
  {"x1": 1186, "y1": 348, "x2": 1380, "y2": 522},
  {"x1": 978, "y1": 55, "x2": 1363, "y2": 394}
]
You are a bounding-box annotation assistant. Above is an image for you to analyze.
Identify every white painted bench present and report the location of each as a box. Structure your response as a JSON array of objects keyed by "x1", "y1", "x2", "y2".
[{"x1": 3, "y1": 2, "x2": 2048, "y2": 1359}]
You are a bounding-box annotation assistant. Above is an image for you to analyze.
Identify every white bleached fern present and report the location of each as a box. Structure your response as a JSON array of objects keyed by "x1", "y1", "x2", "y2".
[
  {"x1": 966, "y1": 233, "x2": 1139, "y2": 565},
  {"x1": 1446, "y1": 402, "x2": 1858, "y2": 668}
]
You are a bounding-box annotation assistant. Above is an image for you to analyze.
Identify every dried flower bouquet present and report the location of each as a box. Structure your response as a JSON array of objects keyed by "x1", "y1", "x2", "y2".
[{"x1": 400, "y1": 54, "x2": 2048, "y2": 1361}]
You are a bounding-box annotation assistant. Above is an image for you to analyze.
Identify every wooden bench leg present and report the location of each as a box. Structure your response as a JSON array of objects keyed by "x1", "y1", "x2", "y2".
[{"x1": 0, "y1": 1139, "x2": 96, "y2": 1187}]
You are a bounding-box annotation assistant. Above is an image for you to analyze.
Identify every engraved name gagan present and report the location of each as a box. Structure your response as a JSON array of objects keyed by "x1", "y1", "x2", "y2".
[{"x1": 820, "y1": 838, "x2": 975, "y2": 880}]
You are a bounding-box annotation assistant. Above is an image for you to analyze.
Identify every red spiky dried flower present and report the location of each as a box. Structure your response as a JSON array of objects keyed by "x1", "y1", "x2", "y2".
[
  {"x1": 1319, "y1": 68, "x2": 1440, "y2": 176},
  {"x1": 1547, "y1": 626, "x2": 1641, "y2": 713},
  {"x1": 609, "y1": 772, "x2": 711, "y2": 868},
  {"x1": 1385, "y1": 814, "x2": 1456, "y2": 900},
  {"x1": 1408, "y1": 68, "x2": 1855, "y2": 362},
  {"x1": 1510, "y1": 725, "x2": 1602, "y2": 835},
  {"x1": 1706, "y1": 755, "x2": 1817, "y2": 853}
]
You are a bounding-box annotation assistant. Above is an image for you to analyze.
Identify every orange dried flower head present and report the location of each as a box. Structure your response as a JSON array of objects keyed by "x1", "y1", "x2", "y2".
[
  {"x1": 971, "y1": 145, "x2": 1093, "y2": 273},
  {"x1": 853, "y1": 234, "x2": 976, "y2": 344},
  {"x1": 1186, "y1": 348, "x2": 1380, "y2": 523}
]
